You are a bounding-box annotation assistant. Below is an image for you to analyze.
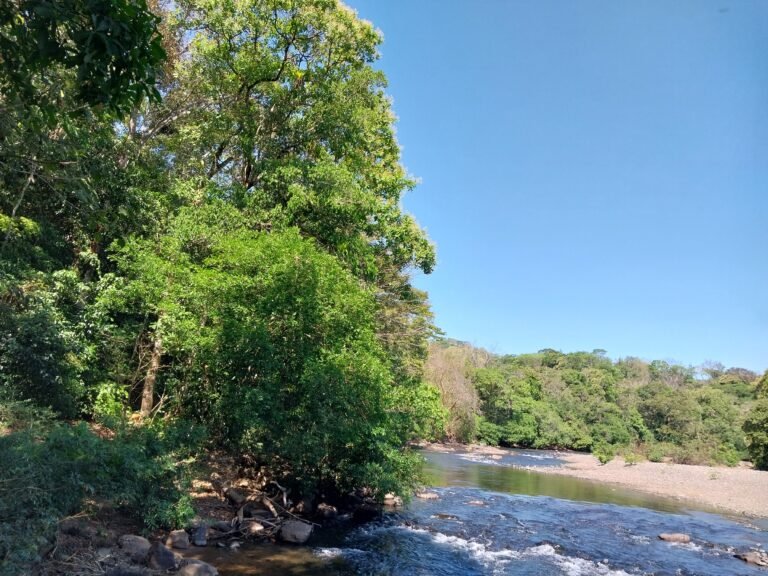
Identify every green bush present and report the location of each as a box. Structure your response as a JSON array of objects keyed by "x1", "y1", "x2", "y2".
[
  {"x1": 93, "y1": 381, "x2": 129, "y2": 422},
  {"x1": 0, "y1": 402, "x2": 202, "y2": 575},
  {"x1": 475, "y1": 416, "x2": 503, "y2": 445},
  {"x1": 115, "y1": 220, "x2": 437, "y2": 499},
  {"x1": 593, "y1": 441, "x2": 616, "y2": 464},
  {"x1": 621, "y1": 451, "x2": 643, "y2": 466},
  {"x1": 0, "y1": 295, "x2": 85, "y2": 418},
  {"x1": 647, "y1": 443, "x2": 669, "y2": 462}
]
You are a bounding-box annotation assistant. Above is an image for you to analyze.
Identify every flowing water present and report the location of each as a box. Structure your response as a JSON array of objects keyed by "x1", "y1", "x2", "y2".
[{"x1": 187, "y1": 449, "x2": 768, "y2": 575}]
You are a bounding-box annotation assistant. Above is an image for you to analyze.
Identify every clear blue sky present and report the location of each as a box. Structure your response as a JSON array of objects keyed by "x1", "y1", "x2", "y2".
[{"x1": 348, "y1": 0, "x2": 768, "y2": 372}]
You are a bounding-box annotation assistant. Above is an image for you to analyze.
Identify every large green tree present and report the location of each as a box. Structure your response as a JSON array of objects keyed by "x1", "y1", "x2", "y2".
[
  {"x1": 1, "y1": 0, "x2": 442, "y2": 506},
  {"x1": 109, "y1": 203, "x2": 427, "y2": 496},
  {"x1": 121, "y1": 0, "x2": 440, "y2": 434},
  {"x1": 138, "y1": 0, "x2": 434, "y2": 278}
]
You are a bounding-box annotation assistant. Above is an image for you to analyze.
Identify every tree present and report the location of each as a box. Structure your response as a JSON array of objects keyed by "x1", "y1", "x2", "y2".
[
  {"x1": 425, "y1": 342, "x2": 481, "y2": 441},
  {"x1": 116, "y1": 0, "x2": 440, "y2": 442},
  {"x1": 0, "y1": 0, "x2": 168, "y2": 418},
  {"x1": 0, "y1": 0, "x2": 164, "y2": 114},
  {"x1": 138, "y1": 0, "x2": 434, "y2": 280},
  {"x1": 112, "y1": 204, "x2": 428, "y2": 495},
  {"x1": 744, "y1": 371, "x2": 768, "y2": 470},
  {"x1": 744, "y1": 400, "x2": 768, "y2": 470}
]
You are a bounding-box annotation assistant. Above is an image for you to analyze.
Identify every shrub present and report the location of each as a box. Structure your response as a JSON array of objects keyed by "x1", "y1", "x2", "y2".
[
  {"x1": 622, "y1": 451, "x2": 643, "y2": 466},
  {"x1": 475, "y1": 416, "x2": 503, "y2": 445},
  {"x1": 0, "y1": 402, "x2": 202, "y2": 574},
  {"x1": 93, "y1": 381, "x2": 129, "y2": 422},
  {"x1": 647, "y1": 443, "x2": 670, "y2": 463},
  {"x1": 593, "y1": 441, "x2": 616, "y2": 464}
]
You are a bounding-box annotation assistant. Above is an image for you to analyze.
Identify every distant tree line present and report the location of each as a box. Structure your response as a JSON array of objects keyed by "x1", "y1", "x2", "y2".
[{"x1": 426, "y1": 341, "x2": 768, "y2": 468}]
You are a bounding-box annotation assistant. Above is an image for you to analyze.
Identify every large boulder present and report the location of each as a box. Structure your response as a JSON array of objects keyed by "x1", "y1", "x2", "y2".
[
  {"x1": 118, "y1": 535, "x2": 151, "y2": 563},
  {"x1": 659, "y1": 533, "x2": 691, "y2": 544},
  {"x1": 279, "y1": 520, "x2": 313, "y2": 544}
]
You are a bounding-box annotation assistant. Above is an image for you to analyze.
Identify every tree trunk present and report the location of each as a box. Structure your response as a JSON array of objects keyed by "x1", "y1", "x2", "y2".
[{"x1": 140, "y1": 333, "x2": 163, "y2": 417}]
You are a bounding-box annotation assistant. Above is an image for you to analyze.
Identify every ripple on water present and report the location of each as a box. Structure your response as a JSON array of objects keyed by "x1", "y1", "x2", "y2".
[
  {"x1": 327, "y1": 485, "x2": 768, "y2": 576},
  {"x1": 201, "y1": 452, "x2": 768, "y2": 576}
]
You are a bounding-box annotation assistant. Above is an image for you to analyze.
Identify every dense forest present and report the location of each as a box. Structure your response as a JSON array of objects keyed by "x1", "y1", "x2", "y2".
[
  {"x1": 427, "y1": 340, "x2": 768, "y2": 468},
  {"x1": 0, "y1": 0, "x2": 444, "y2": 571},
  {"x1": 1, "y1": 0, "x2": 767, "y2": 573}
]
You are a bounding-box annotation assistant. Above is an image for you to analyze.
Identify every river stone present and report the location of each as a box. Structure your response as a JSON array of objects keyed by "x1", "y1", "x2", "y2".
[
  {"x1": 147, "y1": 541, "x2": 179, "y2": 570},
  {"x1": 178, "y1": 559, "x2": 219, "y2": 576},
  {"x1": 167, "y1": 529, "x2": 190, "y2": 549},
  {"x1": 353, "y1": 501, "x2": 380, "y2": 521},
  {"x1": 659, "y1": 533, "x2": 691, "y2": 543},
  {"x1": 736, "y1": 551, "x2": 768, "y2": 567},
  {"x1": 317, "y1": 503, "x2": 337, "y2": 519},
  {"x1": 192, "y1": 525, "x2": 208, "y2": 546},
  {"x1": 279, "y1": 520, "x2": 313, "y2": 544},
  {"x1": 383, "y1": 493, "x2": 403, "y2": 507},
  {"x1": 416, "y1": 492, "x2": 439, "y2": 500},
  {"x1": 118, "y1": 535, "x2": 151, "y2": 563}
]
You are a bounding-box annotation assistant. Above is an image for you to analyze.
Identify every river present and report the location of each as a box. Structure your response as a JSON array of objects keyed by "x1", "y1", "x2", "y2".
[{"x1": 186, "y1": 449, "x2": 768, "y2": 575}]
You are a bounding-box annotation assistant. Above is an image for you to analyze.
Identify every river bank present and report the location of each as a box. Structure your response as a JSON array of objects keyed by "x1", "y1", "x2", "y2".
[
  {"x1": 421, "y1": 443, "x2": 768, "y2": 519},
  {"x1": 37, "y1": 447, "x2": 768, "y2": 575}
]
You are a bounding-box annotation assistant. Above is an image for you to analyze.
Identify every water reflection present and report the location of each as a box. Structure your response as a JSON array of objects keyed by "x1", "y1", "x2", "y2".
[{"x1": 423, "y1": 450, "x2": 693, "y2": 514}]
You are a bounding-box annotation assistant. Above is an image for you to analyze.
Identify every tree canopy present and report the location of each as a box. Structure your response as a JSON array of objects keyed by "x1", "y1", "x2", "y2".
[
  {"x1": 427, "y1": 341, "x2": 760, "y2": 467},
  {"x1": 1, "y1": 5, "x2": 443, "y2": 565}
]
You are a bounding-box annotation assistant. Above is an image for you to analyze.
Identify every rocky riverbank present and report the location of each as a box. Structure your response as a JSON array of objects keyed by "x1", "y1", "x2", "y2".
[{"x1": 37, "y1": 453, "x2": 393, "y2": 575}]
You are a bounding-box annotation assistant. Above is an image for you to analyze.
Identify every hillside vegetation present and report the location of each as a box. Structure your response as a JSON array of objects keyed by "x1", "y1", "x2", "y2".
[
  {"x1": 0, "y1": 1, "x2": 445, "y2": 571},
  {"x1": 427, "y1": 341, "x2": 768, "y2": 467}
]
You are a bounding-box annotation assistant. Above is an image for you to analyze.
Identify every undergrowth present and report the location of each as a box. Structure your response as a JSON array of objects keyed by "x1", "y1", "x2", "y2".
[{"x1": 0, "y1": 402, "x2": 204, "y2": 575}]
